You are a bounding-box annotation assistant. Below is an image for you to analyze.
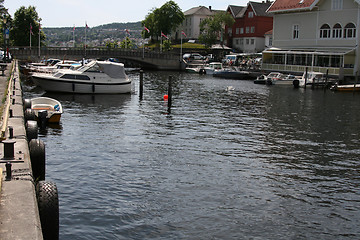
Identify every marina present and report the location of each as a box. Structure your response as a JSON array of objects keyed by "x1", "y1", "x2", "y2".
[{"x1": 21, "y1": 69, "x2": 360, "y2": 239}]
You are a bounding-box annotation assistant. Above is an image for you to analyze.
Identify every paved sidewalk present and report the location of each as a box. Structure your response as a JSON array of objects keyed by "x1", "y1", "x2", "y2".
[{"x1": 0, "y1": 61, "x2": 43, "y2": 240}]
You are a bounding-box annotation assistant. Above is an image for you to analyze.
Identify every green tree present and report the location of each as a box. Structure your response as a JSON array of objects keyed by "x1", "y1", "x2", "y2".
[
  {"x1": 120, "y1": 37, "x2": 133, "y2": 49},
  {"x1": 0, "y1": 0, "x2": 12, "y2": 45},
  {"x1": 161, "y1": 39, "x2": 172, "y2": 51},
  {"x1": 142, "y1": 1, "x2": 184, "y2": 40},
  {"x1": 199, "y1": 12, "x2": 235, "y2": 48},
  {"x1": 10, "y1": 6, "x2": 45, "y2": 47},
  {"x1": 105, "y1": 41, "x2": 118, "y2": 49}
]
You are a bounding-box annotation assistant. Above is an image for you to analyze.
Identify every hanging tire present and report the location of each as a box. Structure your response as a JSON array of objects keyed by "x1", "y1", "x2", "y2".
[
  {"x1": 26, "y1": 120, "x2": 38, "y2": 141},
  {"x1": 29, "y1": 139, "x2": 45, "y2": 181},
  {"x1": 23, "y1": 98, "x2": 31, "y2": 111},
  {"x1": 36, "y1": 181, "x2": 59, "y2": 240},
  {"x1": 24, "y1": 108, "x2": 36, "y2": 121}
]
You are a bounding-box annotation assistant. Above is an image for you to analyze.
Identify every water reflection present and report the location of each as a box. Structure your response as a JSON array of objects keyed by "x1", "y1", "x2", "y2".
[{"x1": 22, "y1": 72, "x2": 360, "y2": 239}]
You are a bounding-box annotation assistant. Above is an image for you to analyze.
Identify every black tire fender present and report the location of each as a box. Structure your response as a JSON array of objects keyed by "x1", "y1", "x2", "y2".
[
  {"x1": 23, "y1": 98, "x2": 31, "y2": 110},
  {"x1": 29, "y1": 139, "x2": 45, "y2": 181},
  {"x1": 24, "y1": 108, "x2": 36, "y2": 121},
  {"x1": 26, "y1": 120, "x2": 38, "y2": 141},
  {"x1": 36, "y1": 181, "x2": 59, "y2": 240}
]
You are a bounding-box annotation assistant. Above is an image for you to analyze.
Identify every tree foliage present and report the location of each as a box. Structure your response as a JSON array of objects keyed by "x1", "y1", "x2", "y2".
[
  {"x1": 141, "y1": 1, "x2": 184, "y2": 40},
  {"x1": 120, "y1": 37, "x2": 133, "y2": 49},
  {"x1": 10, "y1": 6, "x2": 45, "y2": 47},
  {"x1": 199, "y1": 12, "x2": 235, "y2": 48},
  {"x1": 0, "y1": 0, "x2": 12, "y2": 44}
]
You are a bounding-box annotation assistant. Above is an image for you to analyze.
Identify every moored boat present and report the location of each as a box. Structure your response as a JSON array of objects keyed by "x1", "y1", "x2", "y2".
[
  {"x1": 330, "y1": 83, "x2": 360, "y2": 92},
  {"x1": 293, "y1": 71, "x2": 324, "y2": 88},
  {"x1": 213, "y1": 67, "x2": 256, "y2": 80},
  {"x1": 31, "y1": 60, "x2": 132, "y2": 94},
  {"x1": 24, "y1": 97, "x2": 63, "y2": 123}
]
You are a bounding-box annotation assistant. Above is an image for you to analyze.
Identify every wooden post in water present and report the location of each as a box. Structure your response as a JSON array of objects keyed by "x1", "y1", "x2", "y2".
[
  {"x1": 304, "y1": 67, "x2": 308, "y2": 89},
  {"x1": 353, "y1": 71, "x2": 358, "y2": 93},
  {"x1": 167, "y1": 76, "x2": 173, "y2": 113},
  {"x1": 324, "y1": 69, "x2": 329, "y2": 92},
  {"x1": 139, "y1": 70, "x2": 144, "y2": 100}
]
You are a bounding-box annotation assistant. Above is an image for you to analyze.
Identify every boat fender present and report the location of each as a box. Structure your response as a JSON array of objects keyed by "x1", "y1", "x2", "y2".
[
  {"x1": 23, "y1": 99, "x2": 32, "y2": 110},
  {"x1": 36, "y1": 181, "x2": 59, "y2": 240},
  {"x1": 24, "y1": 108, "x2": 36, "y2": 121},
  {"x1": 29, "y1": 139, "x2": 45, "y2": 181},
  {"x1": 26, "y1": 120, "x2": 38, "y2": 141}
]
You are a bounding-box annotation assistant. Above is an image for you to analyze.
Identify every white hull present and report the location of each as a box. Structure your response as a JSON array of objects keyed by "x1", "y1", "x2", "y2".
[{"x1": 32, "y1": 75, "x2": 132, "y2": 94}]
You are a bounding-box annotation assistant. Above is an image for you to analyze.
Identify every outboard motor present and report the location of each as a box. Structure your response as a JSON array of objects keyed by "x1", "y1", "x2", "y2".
[{"x1": 38, "y1": 110, "x2": 48, "y2": 129}]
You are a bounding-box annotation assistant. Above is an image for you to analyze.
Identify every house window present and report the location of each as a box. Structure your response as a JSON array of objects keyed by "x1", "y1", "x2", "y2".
[
  {"x1": 332, "y1": 0, "x2": 343, "y2": 10},
  {"x1": 320, "y1": 24, "x2": 331, "y2": 38},
  {"x1": 251, "y1": 39, "x2": 255, "y2": 45},
  {"x1": 240, "y1": 28, "x2": 244, "y2": 34},
  {"x1": 248, "y1": 12, "x2": 254, "y2": 18},
  {"x1": 269, "y1": 37, "x2": 272, "y2": 46},
  {"x1": 293, "y1": 24, "x2": 299, "y2": 39},
  {"x1": 236, "y1": 28, "x2": 239, "y2": 34},
  {"x1": 332, "y1": 23, "x2": 342, "y2": 38},
  {"x1": 240, "y1": 39, "x2": 244, "y2": 45},
  {"x1": 344, "y1": 23, "x2": 356, "y2": 38},
  {"x1": 251, "y1": 26, "x2": 255, "y2": 33},
  {"x1": 246, "y1": 39, "x2": 249, "y2": 45},
  {"x1": 236, "y1": 39, "x2": 239, "y2": 45},
  {"x1": 246, "y1": 27, "x2": 250, "y2": 33}
]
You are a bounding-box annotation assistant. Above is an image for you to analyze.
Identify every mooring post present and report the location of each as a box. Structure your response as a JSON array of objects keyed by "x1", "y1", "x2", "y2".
[
  {"x1": 167, "y1": 76, "x2": 173, "y2": 113},
  {"x1": 304, "y1": 67, "x2": 308, "y2": 89},
  {"x1": 8, "y1": 126, "x2": 13, "y2": 139},
  {"x1": 324, "y1": 69, "x2": 329, "y2": 91},
  {"x1": 354, "y1": 71, "x2": 358, "y2": 93},
  {"x1": 3, "y1": 139, "x2": 16, "y2": 160},
  {"x1": 139, "y1": 70, "x2": 144, "y2": 100}
]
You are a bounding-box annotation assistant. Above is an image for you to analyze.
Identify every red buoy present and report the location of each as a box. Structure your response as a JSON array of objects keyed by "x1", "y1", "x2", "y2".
[{"x1": 163, "y1": 94, "x2": 168, "y2": 100}]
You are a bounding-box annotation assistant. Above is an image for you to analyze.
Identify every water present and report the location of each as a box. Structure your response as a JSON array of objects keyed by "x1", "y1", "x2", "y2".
[{"x1": 23, "y1": 72, "x2": 360, "y2": 239}]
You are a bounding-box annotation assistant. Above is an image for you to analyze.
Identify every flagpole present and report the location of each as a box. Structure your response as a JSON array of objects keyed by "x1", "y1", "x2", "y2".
[
  {"x1": 160, "y1": 31, "x2": 162, "y2": 53},
  {"x1": 38, "y1": 20, "x2": 41, "y2": 58},
  {"x1": 180, "y1": 32, "x2": 183, "y2": 61},
  {"x1": 29, "y1": 24, "x2": 31, "y2": 50},
  {"x1": 85, "y1": 22, "x2": 87, "y2": 57},
  {"x1": 73, "y1": 25, "x2": 75, "y2": 48},
  {"x1": 143, "y1": 39, "x2": 145, "y2": 59}
]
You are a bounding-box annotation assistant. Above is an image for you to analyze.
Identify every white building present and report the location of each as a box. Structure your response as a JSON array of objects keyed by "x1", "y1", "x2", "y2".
[
  {"x1": 174, "y1": 6, "x2": 215, "y2": 40},
  {"x1": 263, "y1": 0, "x2": 360, "y2": 78}
]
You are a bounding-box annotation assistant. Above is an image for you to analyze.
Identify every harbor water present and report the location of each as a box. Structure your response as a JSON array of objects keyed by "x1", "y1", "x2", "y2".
[{"x1": 23, "y1": 72, "x2": 360, "y2": 239}]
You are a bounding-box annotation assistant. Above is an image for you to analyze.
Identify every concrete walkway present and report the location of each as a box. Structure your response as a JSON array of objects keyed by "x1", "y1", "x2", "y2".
[{"x1": 0, "y1": 61, "x2": 43, "y2": 239}]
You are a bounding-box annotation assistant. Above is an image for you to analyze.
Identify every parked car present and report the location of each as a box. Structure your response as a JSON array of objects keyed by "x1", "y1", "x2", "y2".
[{"x1": 183, "y1": 53, "x2": 205, "y2": 61}]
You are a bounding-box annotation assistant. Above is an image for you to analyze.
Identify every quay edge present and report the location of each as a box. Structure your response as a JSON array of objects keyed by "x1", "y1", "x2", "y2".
[{"x1": 0, "y1": 60, "x2": 43, "y2": 240}]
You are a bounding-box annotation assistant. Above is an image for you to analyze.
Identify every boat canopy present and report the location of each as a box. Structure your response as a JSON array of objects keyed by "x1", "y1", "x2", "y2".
[
  {"x1": 77, "y1": 61, "x2": 127, "y2": 79},
  {"x1": 97, "y1": 61, "x2": 127, "y2": 79}
]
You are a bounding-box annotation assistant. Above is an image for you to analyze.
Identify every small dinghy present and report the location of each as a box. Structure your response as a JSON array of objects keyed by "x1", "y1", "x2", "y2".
[{"x1": 24, "y1": 97, "x2": 63, "y2": 123}]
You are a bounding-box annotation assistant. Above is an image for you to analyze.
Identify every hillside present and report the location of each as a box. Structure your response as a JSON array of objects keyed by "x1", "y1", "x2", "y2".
[{"x1": 43, "y1": 22, "x2": 143, "y2": 47}]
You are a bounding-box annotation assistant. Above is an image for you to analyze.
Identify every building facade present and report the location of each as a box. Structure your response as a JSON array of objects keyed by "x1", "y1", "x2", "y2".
[
  {"x1": 225, "y1": 1, "x2": 273, "y2": 53},
  {"x1": 174, "y1": 6, "x2": 215, "y2": 40},
  {"x1": 263, "y1": 0, "x2": 360, "y2": 78}
]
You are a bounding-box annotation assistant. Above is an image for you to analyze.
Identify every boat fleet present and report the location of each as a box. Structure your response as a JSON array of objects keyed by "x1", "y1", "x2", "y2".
[{"x1": 183, "y1": 53, "x2": 354, "y2": 90}]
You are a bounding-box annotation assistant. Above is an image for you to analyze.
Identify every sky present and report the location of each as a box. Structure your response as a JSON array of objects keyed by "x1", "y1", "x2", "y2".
[{"x1": 5, "y1": 0, "x2": 251, "y2": 28}]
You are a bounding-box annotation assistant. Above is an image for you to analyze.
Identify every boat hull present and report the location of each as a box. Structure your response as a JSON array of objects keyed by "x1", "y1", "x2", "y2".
[
  {"x1": 29, "y1": 97, "x2": 63, "y2": 123},
  {"x1": 32, "y1": 75, "x2": 132, "y2": 94}
]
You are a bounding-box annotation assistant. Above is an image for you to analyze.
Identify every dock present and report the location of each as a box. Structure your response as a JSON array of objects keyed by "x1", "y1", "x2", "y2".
[{"x1": 0, "y1": 60, "x2": 51, "y2": 240}]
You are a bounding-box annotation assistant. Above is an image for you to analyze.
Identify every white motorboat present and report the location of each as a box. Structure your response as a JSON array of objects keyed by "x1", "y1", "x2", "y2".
[
  {"x1": 275, "y1": 74, "x2": 298, "y2": 85},
  {"x1": 203, "y1": 62, "x2": 223, "y2": 75},
  {"x1": 31, "y1": 60, "x2": 132, "y2": 94},
  {"x1": 293, "y1": 71, "x2": 324, "y2": 88},
  {"x1": 24, "y1": 97, "x2": 63, "y2": 123}
]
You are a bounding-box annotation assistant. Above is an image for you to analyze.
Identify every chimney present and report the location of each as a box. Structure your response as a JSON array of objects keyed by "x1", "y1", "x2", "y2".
[{"x1": 209, "y1": 6, "x2": 212, "y2": 11}]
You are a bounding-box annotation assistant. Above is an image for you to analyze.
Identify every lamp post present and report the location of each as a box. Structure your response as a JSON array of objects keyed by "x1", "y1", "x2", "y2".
[{"x1": 38, "y1": 18, "x2": 41, "y2": 59}]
